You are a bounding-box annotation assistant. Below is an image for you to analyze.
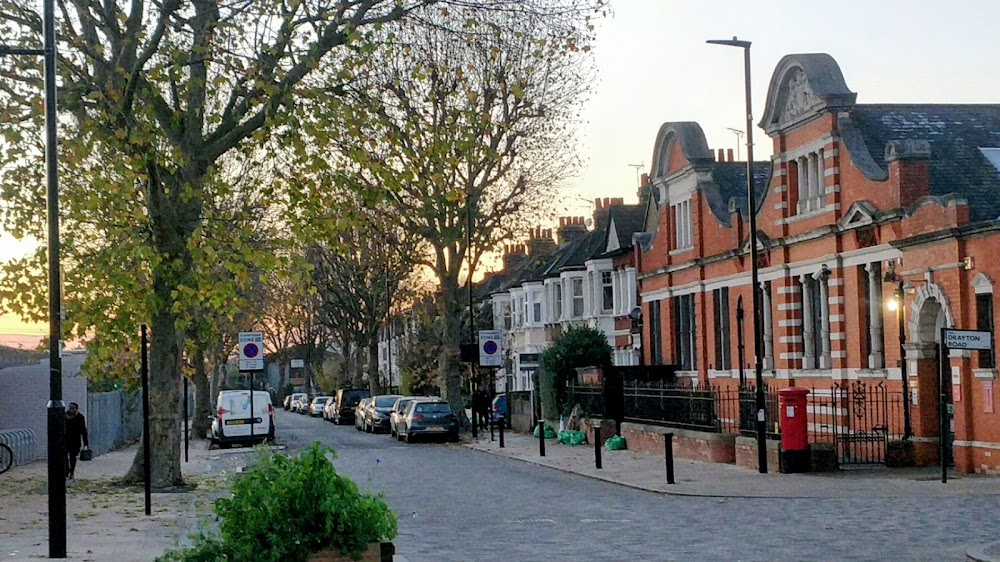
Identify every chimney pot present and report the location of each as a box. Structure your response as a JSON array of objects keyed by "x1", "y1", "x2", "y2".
[
  {"x1": 727, "y1": 148, "x2": 734, "y2": 162},
  {"x1": 594, "y1": 198, "x2": 602, "y2": 209},
  {"x1": 717, "y1": 148, "x2": 724, "y2": 161},
  {"x1": 641, "y1": 173, "x2": 649, "y2": 187}
]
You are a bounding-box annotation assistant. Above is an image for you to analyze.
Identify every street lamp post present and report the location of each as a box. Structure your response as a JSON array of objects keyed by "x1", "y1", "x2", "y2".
[
  {"x1": 1, "y1": 0, "x2": 67, "y2": 555},
  {"x1": 707, "y1": 36, "x2": 768, "y2": 473},
  {"x1": 886, "y1": 279, "x2": 913, "y2": 441}
]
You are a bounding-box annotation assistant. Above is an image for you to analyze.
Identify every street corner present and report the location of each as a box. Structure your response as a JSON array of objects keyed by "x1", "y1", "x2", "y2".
[{"x1": 968, "y1": 541, "x2": 1000, "y2": 562}]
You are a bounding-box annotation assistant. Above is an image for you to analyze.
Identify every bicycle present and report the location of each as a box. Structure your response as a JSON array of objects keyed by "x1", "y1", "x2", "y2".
[{"x1": 0, "y1": 442, "x2": 12, "y2": 475}]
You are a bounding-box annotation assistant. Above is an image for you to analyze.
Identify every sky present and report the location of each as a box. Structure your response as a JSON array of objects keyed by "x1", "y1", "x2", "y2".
[{"x1": 3, "y1": 0, "x2": 1000, "y2": 345}]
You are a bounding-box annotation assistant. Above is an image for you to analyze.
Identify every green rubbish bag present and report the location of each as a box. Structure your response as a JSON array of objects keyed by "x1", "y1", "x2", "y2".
[
  {"x1": 533, "y1": 423, "x2": 558, "y2": 439},
  {"x1": 558, "y1": 430, "x2": 588, "y2": 446},
  {"x1": 605, "y1": 435, "x2": 627, "y2": 451}
]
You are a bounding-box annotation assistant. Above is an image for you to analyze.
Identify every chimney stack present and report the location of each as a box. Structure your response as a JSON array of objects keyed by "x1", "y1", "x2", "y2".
[
  {"x1": 527, "y1": 226, "x2": 557, "y2": 256},
  {"x1": 638, "y1": 173, "x2": 651, "y2": 205},
  {"x1": 727, "y1": 148, "x2": 734, "y2": 162},
  {"x1": 502, "y1": 243, "x2": 528, "y2": 272},
  {"x1": 557, "y1": 216, "x2": 588, "y2": 245},
  {"x1": 717, "y1": 148, "x2": 724, "y2": 162}
]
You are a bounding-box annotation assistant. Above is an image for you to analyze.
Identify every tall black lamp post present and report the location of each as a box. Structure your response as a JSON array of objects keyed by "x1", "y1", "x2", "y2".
[
  {"x1": 885, "y1": 273, "x2": 914, "y2": 441},
  {"x1": 707, "y1": 36, "x2": 768, "y2": 473},
  {"x1": 1, "y1": 0, "x2": 67, "y2": 555}
]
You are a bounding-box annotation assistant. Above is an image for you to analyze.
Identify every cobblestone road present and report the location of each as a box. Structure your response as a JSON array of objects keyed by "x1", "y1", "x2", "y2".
[{"x1": 277, "y1": 411, "x2": 999, "y2": 562}]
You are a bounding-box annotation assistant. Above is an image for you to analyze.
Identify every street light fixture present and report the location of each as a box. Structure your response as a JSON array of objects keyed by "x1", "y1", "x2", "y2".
[
  {"x1": 707, "y1": 36, "x2": 768, "y2": 474},
  {"x1": 1, "y1": 0, "x2": 67, "y2": 556}
]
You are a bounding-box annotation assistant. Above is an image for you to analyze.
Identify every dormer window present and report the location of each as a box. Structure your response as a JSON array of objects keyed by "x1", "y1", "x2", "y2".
[
  {"x1": 671, "y1": 199, "x2": 692, "y2": 250},
  {"x1": 792, "y1": 149, "x2": 825, "y2": 214}
]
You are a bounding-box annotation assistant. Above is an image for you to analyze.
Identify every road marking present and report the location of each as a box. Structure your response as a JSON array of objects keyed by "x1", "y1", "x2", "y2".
[
  {"x1": 579, "y1": 519, "x2": 631, "y2": 523},
  {"x1": 505, "y1": 518, "x2": 557, "y2": 524}
]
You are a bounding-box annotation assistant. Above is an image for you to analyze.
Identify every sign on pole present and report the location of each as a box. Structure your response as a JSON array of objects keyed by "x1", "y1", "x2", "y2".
[
  {"x1": 290, "y1": 359, "x2": 305, "y2": 369},
  {"x1": 238, "y1": 332, "x2": 264, "y2": 371},
  {"x1": 942, "y1": 329, "x2": 992, "y2": 351},
  {"x1": 479, "y1": 330, "x2": 502, "y2": 367}
]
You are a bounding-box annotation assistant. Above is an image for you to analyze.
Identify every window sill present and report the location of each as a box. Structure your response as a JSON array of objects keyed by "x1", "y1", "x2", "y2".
[
  {"x1": 974, "y1": 368, "x2": 998, "y2": 380},
  {"x1": 792, "y1": 369, "x2": 834, "y2": 378},
  {"x1": 669, "y1": 247, "x2": 693, "y2": 257},
  {"x1": 779, "y1": 203, "x2": 834, "y2": 225},
  {"x1": 856, "y1": 369, "x2": 888, "y2": 379},
  {"x1": 708, "y1": 369, "x2": 735, "y2": 379}
]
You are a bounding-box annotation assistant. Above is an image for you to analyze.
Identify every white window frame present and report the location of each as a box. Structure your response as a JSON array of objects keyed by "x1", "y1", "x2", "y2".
[
  {"x1": 672, "y1": 198, "x2": 693, "y2": 249},
  {"x1": 572, "y1": 278, "x2": 585, "y2": 318}
]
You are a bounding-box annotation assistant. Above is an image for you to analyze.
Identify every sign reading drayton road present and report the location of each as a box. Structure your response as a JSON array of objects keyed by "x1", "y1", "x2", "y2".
[
  {"x1": 943, "y1": 329, "x2": 992, "y2": 351},
  {"x1": 479, "y1": 330, "x2": 502, "y2": 367},
  {"x1": 238, "y1": 331, "x2": 265, "y2": 371}
]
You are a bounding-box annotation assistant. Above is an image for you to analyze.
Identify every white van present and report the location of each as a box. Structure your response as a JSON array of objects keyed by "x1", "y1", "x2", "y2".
[{"x1": 210, "y1": 390, "x2": 274, "y2": 447}]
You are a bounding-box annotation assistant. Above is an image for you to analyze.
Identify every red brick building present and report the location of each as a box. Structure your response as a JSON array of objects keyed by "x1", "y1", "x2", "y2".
[{"x1": 635, "y1": 53, "x2": 1000, "y2": 474}]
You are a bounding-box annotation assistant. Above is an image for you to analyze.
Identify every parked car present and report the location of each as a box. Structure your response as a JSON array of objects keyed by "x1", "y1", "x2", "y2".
[
  {"x1": 491, "y1": 394, "x2": 510, "y2": 428},
  {"x1": 398, "y1": 399, "x2": 459, "y2": 443},
  {"x1": 210, "y1": 390, "x2": 274, "y2": 448},
  {"x1": 287, "y1": 392, "x2": 306, "y2": 412},
  {"x1": 308, "y1": 396, "x2": 331, "y2": 417},
  {"x1": 293, "y1": 395, "x2": 311, "y2": 414},
  {"x1": 389, "y1": 397, "x2": 419, "y2": 438},
  {"x1": 282, "y1": 395, "x2": 293, "y2": 410},
  {"x1": 354, "y1": 398, "x2": 371, "y2": 431},
  {"x1": 363, "y1": 394, "x2": 403, "y2": 433},
  {"x1": 331, "y1": 388, "x2": 372, "y2": 425}
]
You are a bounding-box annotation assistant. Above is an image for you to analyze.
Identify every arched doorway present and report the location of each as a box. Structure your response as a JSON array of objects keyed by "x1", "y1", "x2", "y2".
[{"x1": 909, "y1": 288, "x2": 954, "y2": 466}]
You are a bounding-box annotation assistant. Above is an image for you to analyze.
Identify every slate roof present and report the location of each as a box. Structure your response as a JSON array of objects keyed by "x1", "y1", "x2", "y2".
[
  {"x1": 707, "y1": 161, "x2": 773, "y2": 225},
  {"x1": 604, "y1": 205, "x2": 646, "y2": 252},
  {"x1": 846, "y1": 104, "x2": 1000, "y2": 222}
]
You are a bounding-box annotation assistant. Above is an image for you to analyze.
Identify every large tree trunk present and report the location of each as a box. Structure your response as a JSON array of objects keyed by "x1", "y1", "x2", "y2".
[
  {"x1": 338, "y1": 337, "x2": 352, "y2": 388},
  {"x1": 125, "y1": 300, "x2": 183, "y2": 487},
  {"x1": 353, "y1": 342, "x2": 365, "y2": 388},
  {"x1": 192, "y1": 345, "x2": 212, "y2": 440},
  {"x1": 437, "y1": 281, "x2": 468, "y2": 429},
  {"x1": 125, "y1": 164, "x2": 202, "y2": 487},
  {"x1": 368, "y1": 339, "x2": 382, "y2": 395}
]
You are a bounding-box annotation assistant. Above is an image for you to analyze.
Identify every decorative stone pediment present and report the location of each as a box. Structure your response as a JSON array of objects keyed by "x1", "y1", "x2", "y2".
[
  {"x1": 740, "y1": 231, "x2": 770, "y2": 253},
  {"x1": 971, "y1": 272, "x2": 994, "y2": 294},
  {"x1": 759, "y1": 54, "x2": 858, "y2": 134},
  {"x1": 837, "y1": 201, "x2": 878, "y2": 230}
]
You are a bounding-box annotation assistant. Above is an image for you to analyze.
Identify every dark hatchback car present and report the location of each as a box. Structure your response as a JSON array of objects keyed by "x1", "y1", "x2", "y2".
[
  {"x1": 399, "y1": 399, "x2": 459, "y2": 443},
  {"x1": 331, "y1": 388, "x2": 372, "y2": 425},
  {"x1": 365, "y1": 394, "x2": 403, "y2": 433}
]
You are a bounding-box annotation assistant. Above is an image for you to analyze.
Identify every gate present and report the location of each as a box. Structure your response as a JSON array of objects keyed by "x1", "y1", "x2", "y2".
[{"x1": 832, "y1": 381, "x2": 892, "y2": 465}]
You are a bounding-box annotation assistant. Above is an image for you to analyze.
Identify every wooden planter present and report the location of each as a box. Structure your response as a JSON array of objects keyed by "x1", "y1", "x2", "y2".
[{"x1": 309, "y1": 541, "x2": 394, "y2": 562}]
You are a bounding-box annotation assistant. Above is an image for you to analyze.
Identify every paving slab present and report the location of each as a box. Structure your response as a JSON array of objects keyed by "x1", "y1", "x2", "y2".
[{"x1": 466, "y1": 431, "x2": 1000, "y2": 499}]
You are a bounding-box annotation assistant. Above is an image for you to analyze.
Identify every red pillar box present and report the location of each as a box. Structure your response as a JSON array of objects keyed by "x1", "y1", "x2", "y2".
[{"x1": 778, "y1": 387, "x2": 811, "y2": 473}]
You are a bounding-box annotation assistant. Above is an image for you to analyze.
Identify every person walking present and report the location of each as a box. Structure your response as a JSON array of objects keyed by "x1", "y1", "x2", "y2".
[{"x1": 65, "y1": 402, "x2": 89, "y2": 479}]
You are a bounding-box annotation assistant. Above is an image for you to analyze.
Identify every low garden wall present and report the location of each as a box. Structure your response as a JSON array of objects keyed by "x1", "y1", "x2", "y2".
[{"x1": 619, "y1": 422, "x2": 736, "y2": 464}]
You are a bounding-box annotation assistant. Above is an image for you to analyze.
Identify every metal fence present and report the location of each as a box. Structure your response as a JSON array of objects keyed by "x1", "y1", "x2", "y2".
[
  {"x1": 87, "y1": 391, "x2": 143, "y2": 457},
  {"x1": 622, "y1": 380, "x2": 720, "y2": 432},
  {"x1": 0, "y1": 428, "x2": 37, "y2": 468}
]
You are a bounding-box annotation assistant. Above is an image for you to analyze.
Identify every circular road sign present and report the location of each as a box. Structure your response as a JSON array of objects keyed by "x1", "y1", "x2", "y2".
[
  {"x1": 242, "y1": 343, "x2": 260, "y2": 359},
  {"x1": 483, "y1": 340, "x2": 498, "y2": 355}
]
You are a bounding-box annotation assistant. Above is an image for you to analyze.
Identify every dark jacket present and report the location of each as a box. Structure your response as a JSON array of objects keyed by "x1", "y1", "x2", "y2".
[{"x1": 66, "y1": 413, "x2": 89, "y2": 452}]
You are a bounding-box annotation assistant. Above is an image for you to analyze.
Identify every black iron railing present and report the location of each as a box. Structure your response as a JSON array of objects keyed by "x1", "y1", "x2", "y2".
[{"x1": 622, "y1": 380, "x2": 720, "y2": 432}]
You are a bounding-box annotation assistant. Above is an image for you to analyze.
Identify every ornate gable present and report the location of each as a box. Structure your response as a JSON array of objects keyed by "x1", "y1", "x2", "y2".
[
  {"x1": 837, "y1": 201, "x2": 878, "y2": 230},
  {"x1": 759, "y1": 53, "x2": 857, "y2": 135}
]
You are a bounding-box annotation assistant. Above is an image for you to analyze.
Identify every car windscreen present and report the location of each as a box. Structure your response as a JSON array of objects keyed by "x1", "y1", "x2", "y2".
[
  {"x1": 414, "y1": 403, "x2": 452, "y2": 414},
  {"x1": 314, "y1": 397, "x2": 329, "y2": 404},
  {"x1": 394, "y1": 399, "x2": 414, "y2": 411},
  {"x1": 375, "y1": 396, "x2": 398, "y2": 408}
]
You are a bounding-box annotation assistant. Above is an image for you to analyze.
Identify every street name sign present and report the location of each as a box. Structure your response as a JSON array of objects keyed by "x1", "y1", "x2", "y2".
[
  {"x1": 239, "y1": 332, "x2": 264, "y2": 371},
  {"x1": 479, "y1": 330, "x2": 502, "y2": 367},
  {"x1": 942, "y1": 329, "x2": 992, "y2": 351},
  {"x1": 290, "y1": 359, "x2": 305, "y2": 369}
]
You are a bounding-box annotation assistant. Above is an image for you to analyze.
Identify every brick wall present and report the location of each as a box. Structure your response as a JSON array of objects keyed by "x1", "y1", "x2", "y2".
[
  {"x1": 735, "y1": 436, "x2": 781, "y2": 472},
  {"x1": 620, "y1": 422, "x2": 735, "y2": 464}
]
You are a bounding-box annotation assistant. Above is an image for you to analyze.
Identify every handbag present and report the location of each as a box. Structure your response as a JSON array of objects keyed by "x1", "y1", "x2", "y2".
[{"x1": 79, "y1": 447, "x2": 93, "y2": 461}]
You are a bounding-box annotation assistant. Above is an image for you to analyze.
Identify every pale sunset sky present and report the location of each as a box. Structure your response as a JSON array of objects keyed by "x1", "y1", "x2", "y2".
[{"x1": 2, "y1": 0, "x2": 999, "y2": 345}]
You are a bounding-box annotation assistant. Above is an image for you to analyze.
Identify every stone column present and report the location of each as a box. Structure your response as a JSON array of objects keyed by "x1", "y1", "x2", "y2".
[
  {"x1": 801, "y1": 276, "x2": 815, "y2": 369},
  {"x1": 816, "y1": 148, "x2": 825, "y2": 207},
  {"x1": 819, "y1": 274, "x2": 831, "y2": 369},
  {"x1": 797, "y1": 156, "x2": 808, "y2": 213},
  {"x1": 761, "y1": 281, "x2": 774, "y2": 370},
  {"x1": 866, "y1": 263, "x2": 884, "y2": 369}
]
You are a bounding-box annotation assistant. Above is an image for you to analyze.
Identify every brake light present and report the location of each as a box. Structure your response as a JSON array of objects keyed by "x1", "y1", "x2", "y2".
[
  {"x1": 269, "y1": 404, "x2": 275, "y2": 420},
  {"x1": 217, "y1": 407, "x2": 227, "y2": 416},
  {"x1": 493, "y1": 406, "x2": 500, "y2": 412},
  {"x1": 411, "y1": 414, "x2": 425, "y2": 422}
]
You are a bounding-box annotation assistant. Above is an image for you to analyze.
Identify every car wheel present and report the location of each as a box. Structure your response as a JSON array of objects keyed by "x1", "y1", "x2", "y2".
[
  {"x1": 449, "y1": 432, "x2": 460, "y2": 443},
  {"x1": 404, "y1": 431, "x2": 412, "y2": 444}
]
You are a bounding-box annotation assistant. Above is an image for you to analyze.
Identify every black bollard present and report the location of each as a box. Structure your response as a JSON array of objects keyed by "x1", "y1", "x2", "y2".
[
  {"x1": 499, "y1": 416, "x2": 505, "y2": 448},
  {"x1": 538, "y1": 420, "x2": 545, "y2": 457},
  {"x1": 665, "y1": 432, "x2": 675, "y2": 485},
  {"x1": 490, "y1": 414, "x2": 495, "y2": 442},
  {"x1": 594, "y1": 426, "x2": 602, "y2": 469}
]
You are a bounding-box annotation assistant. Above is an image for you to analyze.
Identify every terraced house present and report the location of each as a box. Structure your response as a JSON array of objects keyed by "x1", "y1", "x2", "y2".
[
  {"x1": 634, "y1": 52, "x2": 1000, "y2": 474},
  {"x1": 486, "y1": 199, "x2": 646, "y2": 393}
]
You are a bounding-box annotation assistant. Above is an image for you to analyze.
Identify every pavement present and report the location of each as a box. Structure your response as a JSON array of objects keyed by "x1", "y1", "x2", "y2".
[
  {"x1": 0, "y1": 438, "x2": 254, "y2": 561},
  {"x1": 464, "y1": 429, "x2": 1000, "y2": 499}
]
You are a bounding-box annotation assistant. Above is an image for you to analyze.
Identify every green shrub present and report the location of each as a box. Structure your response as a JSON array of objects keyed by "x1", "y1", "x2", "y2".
[
  {"x1": 539, "y1": 325, "x2": 612, "y2": 417},
  {"x1": 158, "y1": 443, "x2": 397, "y2": 562}
]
